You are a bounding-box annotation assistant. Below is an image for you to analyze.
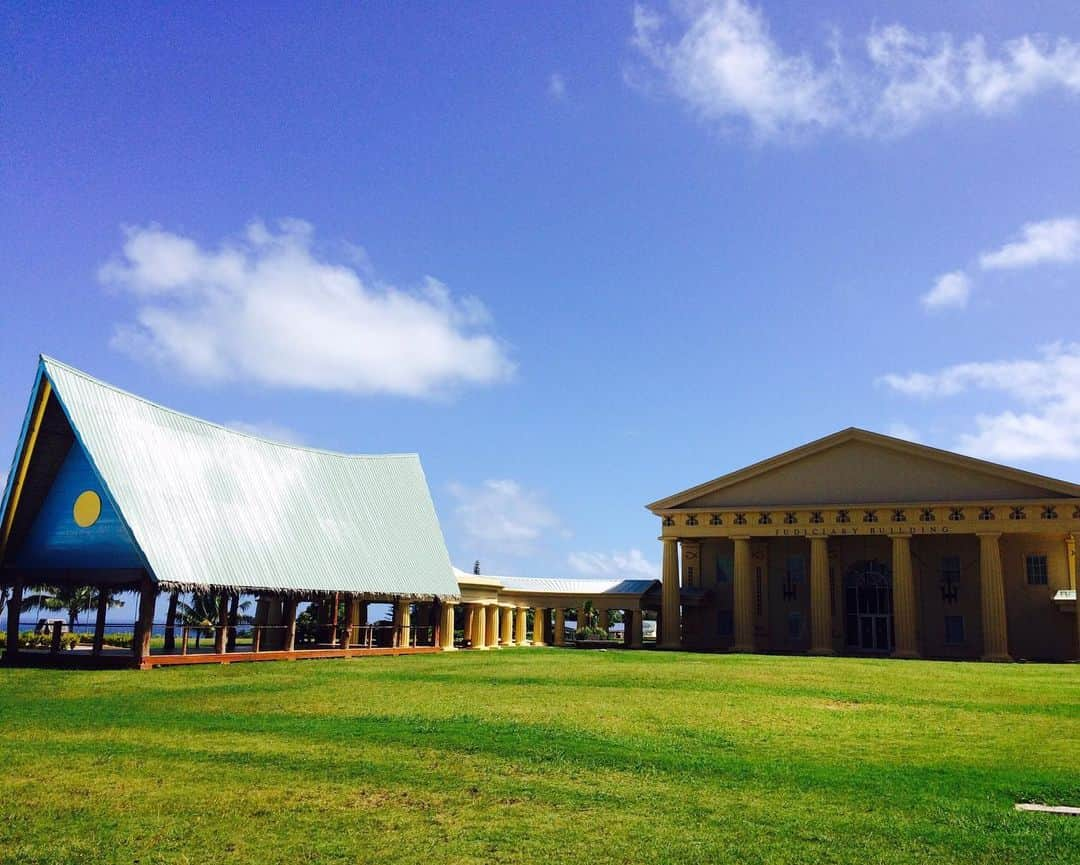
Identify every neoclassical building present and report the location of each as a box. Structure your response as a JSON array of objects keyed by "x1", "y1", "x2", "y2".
[{"x1": 648, "y1": 429, "x2": 1080, "y2": 661}]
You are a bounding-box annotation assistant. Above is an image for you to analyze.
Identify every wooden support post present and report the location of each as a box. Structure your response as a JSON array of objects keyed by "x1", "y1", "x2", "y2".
[
  {"x1": 163, "y1": 589, "x2": 179, "y2": 653},
  {"x1": 553, "y1": 608, "x2": 565, "y2": 647},
  {"x1": 393, "y1": 600, "x2": 411, "y2": 647},
  {"x1": 214, "y1": 591, "x2": 228, "y2": 654},
  {"x1": 50, "y1": 622, "x2": 62, "y2": 654},
  {"x1": 92, "y1": 588, "x2": 108, "y2": 657},
  {"x1": 431, "y1": 599, "x2": 442, "y2": 649},
  {"x1": 283, "y1": 597, "x2": 298, "y2": 652},
  {"x1": 133, "y1": 576, "x2": 156, "y2": 664},
  {"x1": 625, "y1": 609, "x2": 643, "y2": 648},
  {"x1": 181, "y1": 626, "x2": 190, "y2": 655},
  {"x1": 5, "y1": 578, "x2": 22, "y2": 658},
  {"x1": 340, "y1": 593, "x2": 355, "y2": 649},
  {"x1": 226, "y1": 592, "x2": 240, "y2": 652},
  {"x1": 252, "y1": 625, "x2": 262, "y2": 654}
]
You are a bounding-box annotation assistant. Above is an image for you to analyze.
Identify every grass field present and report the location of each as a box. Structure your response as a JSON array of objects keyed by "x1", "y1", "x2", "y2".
[{"x1": 1, "y1": 650, "x2": 1077, "y2": 865}]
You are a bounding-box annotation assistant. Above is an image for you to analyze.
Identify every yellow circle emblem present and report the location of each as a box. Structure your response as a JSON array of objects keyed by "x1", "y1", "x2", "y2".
[{"x1": 73, "y1": 490, "x2": 102, "y2": 528}]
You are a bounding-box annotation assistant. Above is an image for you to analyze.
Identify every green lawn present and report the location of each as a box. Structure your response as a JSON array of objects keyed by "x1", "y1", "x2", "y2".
[{"x1": 0, "y1": 650, "x2": 1077, "y2": 865}]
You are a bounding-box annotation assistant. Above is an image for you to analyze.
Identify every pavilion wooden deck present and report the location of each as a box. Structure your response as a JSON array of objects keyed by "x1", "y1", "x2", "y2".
[{"x1": 2, "y1": 644, "x2": 443, "y2": 670}]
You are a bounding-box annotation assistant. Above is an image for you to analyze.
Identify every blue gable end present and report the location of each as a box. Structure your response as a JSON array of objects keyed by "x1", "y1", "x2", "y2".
[{"x1": 14, "y1": 441, "x2": 143, "y2": 569}]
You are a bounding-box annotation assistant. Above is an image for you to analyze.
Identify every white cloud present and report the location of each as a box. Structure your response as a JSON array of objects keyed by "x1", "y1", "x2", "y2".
[
  {"x1": 921, "y1": 270, "x2": 970, "y2": 310},
  {"x1": 548, "y1": 72, "x2": 567, "y2": 100},
  {"x1": 879, "y1": 342, "x2": 1080, "y2": 460},
  {"x1": 884, "y1": 423, "x2": 922, "y2": 444},
  {"x1": 567, "y1": 548, "x2": 658, "y2": 580},
  {"x1": 224, "y1": 420, "x2": 304, "y2": 445},
  {"x1": 447, "y1": 479, "x2": 563, "y2": 557},
  {"x1": 99, "y1": 221, "x2": 514, "y2": 398},
  {"x1": 978, "y1": 217, "x2": 1080, "y2": 270},
  {"x1": 630, "y1": 1, "x2": 1080, "y2": 140}
]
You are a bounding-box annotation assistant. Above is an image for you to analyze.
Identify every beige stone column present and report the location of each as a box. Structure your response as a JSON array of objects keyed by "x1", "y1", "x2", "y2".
[
  {"x1": 463, "y1": 605, "x2": 476, "y2": 647},
  {"x1": 439, "y1": 603, "x2": 456, "y2": 651},
  {"x1": 499, "y1": 606, "x2": 512, "y2": 646},
  {"x1": 659, "y1": 537, "x2": 681, "y2": 649},
  {"x1": 891, "y1": 535, "x2": 920, "y2": 659},
  {"x1": 486, "y1": 605, "x2": 501, "y2": 648},
  {"x1": 732, "y1": 536, "x2": 755, "y2": 652},
  {"x1": 809, "y1": 536, "x2": 833, "y2": 655},
  {"x1": 1066, "y1": 533, "x2": 1077, "y2": 590},
  {"x1": 532, "y1": 607, "x2": 547, "y2": 645},
  {"x1": 1069, "y1": 534, "x2": 1080, "y2": 661},
  {"x1": 553, "y1": 608, "x2": 565, "y2": 646},
  {"x1": 599, "y1": 609, "x2": 610, "y2": 632},
  {"x1": 978, "y1": 532, "x2": 1011, "y2": 661},
  {"x1": 472, "y1": 604, "x2": 488, "y2": 650},
  {"x1": 516, "y1": 607, "x2": 529, "y2": 645}
]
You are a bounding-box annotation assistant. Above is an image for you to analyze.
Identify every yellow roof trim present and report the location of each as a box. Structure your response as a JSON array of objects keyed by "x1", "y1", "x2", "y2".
[{"x1": 0, "y1": 378, "x2": 52, "y2": 557}]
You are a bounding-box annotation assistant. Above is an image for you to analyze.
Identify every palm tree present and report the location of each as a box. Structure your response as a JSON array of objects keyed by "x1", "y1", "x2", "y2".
[
  {"x1": 177, "y1": 591, "x2": 253, "y2": 650},
  {"x1": 22, "y1": 585, "x2": 124, "y2": 629}
]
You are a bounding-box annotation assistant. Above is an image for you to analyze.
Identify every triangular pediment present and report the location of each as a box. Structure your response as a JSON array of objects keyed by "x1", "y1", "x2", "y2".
[{"x1": 648, "y1": 428, "x2": 1080, "y2": 511}]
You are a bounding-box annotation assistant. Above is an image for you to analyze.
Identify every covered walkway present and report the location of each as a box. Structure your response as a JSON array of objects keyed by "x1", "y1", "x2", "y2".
[{"x1": 453, "y1": 568, "x2": 660, "y2": 649}]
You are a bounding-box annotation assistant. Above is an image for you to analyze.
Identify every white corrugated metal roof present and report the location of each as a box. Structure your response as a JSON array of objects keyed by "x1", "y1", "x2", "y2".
[
  {"x1": 39, "y1": 357, "x2": 459, "y2": 599},
  {"x1": 454, "y1": 566, "x2": 657, "y2": 596}
]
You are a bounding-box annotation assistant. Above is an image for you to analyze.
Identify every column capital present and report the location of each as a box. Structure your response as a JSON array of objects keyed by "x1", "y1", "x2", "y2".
[
  {"x1": 976, "y1": 530, "x2": 1002, "y2": 539},
  {"x1": 731, "y1": 534, "x2": 752, "y2": 542}
]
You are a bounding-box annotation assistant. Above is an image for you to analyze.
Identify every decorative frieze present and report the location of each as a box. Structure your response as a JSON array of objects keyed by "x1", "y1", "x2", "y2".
[{"x1": 658, "y1": 499, "x2": 1080, "y2": 538}]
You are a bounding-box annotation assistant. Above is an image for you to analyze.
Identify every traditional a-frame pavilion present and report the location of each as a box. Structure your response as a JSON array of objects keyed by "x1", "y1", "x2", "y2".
[{"x1": 1, "y1": 356, "x2": 461, "y2": 668}]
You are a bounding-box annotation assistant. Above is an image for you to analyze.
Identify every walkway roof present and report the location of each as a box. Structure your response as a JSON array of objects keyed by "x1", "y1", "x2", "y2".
[{"x1": 453, "y1": 567, "x2": 658, "y2": 598}]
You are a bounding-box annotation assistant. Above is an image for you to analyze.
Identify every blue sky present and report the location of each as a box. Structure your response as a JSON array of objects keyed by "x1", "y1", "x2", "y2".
[{"x1": 4, "y1": 0, "x2": 1080, "y2": 581}]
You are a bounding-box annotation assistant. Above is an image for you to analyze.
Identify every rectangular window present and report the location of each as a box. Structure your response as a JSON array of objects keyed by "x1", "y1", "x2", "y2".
[
  {"x1": 944, "y1": 615, "x2": 965, "y2": 645},
  {"x1": 717, "y1": 609, "x2": 733, "y2": 636},
  {"x1": 786, "y1": 555, "x2": 805, "y2": 583},
  {"x1": 716, "y1": 554, "x2": 732, "y2": 584},
  {"x1": 787, "y1": 612, "x2": 802, "y2": 640},
  {"x1": 940, "y1": 556, "x2": 961, "y2": 582},
  {"x1": 939, "y1": 555, "x2": 961, "y2": 603},
  {"x1": 1025, "y1": 554, "x2": 1048, "y2": 585}
]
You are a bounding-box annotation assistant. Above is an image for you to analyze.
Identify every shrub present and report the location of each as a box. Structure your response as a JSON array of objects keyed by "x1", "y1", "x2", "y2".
[{"x1": 575, "y1": 625, "x2": 615, "y2": 641}]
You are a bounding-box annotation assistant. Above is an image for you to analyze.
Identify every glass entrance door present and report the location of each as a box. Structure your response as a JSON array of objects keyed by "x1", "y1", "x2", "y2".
[{"x1": 844, "y1": 560, "x2": 893, "y2": 653}]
